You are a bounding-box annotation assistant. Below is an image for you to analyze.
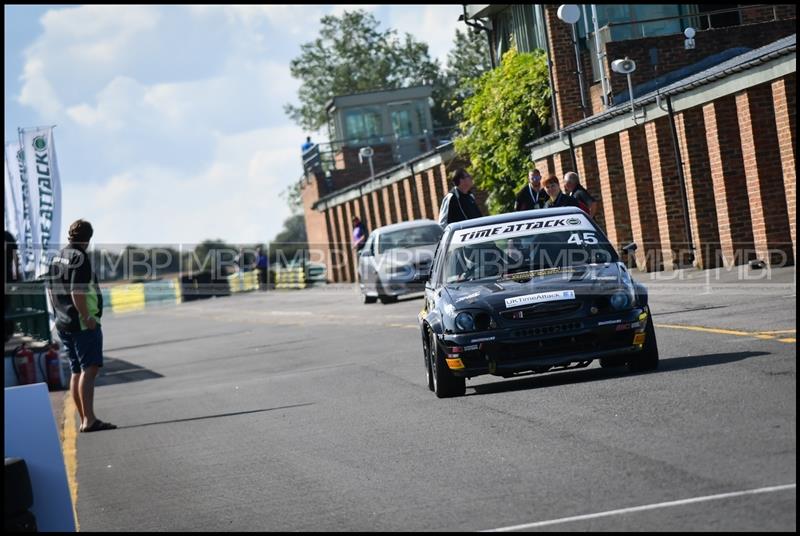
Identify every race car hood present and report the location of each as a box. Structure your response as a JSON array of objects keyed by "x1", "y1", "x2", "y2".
[{"x1": 443, "y1": 262, "x2": 632, "y2": 314}]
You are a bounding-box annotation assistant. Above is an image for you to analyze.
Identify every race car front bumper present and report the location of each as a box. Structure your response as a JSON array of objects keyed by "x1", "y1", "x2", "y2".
[{"x1": 438, "y1": 307, "x2": 650, "y2": 378}]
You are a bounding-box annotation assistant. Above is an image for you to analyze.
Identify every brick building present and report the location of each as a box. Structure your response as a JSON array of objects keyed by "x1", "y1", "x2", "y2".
[
  {"x1": 467, "y1": 4, "x2": 795, "y2": 270},
  {"x1": 302, "y1": 5, "x2": 796, "y2": 282}
]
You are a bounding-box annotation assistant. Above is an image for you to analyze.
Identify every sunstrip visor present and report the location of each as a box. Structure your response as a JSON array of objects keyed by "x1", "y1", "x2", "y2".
[{"x1": 450, "y1": 214, "x2": 595, "y2": 249}]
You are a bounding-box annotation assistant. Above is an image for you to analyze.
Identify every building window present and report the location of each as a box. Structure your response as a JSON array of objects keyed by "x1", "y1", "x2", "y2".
[
  {"x1": 343, "y1": 107, "x2": 383, "y2": 142},
  {"x1": 390, "y1": 108, "x2": 414, "y2": 138}
]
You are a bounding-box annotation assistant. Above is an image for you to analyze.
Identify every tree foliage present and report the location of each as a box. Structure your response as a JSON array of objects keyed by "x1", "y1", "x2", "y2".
[
  {"x1": 285, "y1": 10, "x2": 441, "y2": 132},
  {"x1": 268, "y1": 214, "x2": 308, "y2": 266},
  {"x1": 437, "y1": 28, "x2": 492, "y2": 126},
  {"x1": 454, "y1": 48, "x2": 550, "y2": 214}
]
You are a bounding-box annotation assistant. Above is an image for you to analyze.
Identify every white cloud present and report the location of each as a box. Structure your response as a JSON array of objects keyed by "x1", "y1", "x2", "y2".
[
  {"x1": 63, "y1": 124, "x2": 306, "y2": 247},
  {"x1": 11, "y1": 4, "x2": 461, "y2": 247},
  {"x1": 17, "y1": 57, "x2": 63, "y2": 118}
]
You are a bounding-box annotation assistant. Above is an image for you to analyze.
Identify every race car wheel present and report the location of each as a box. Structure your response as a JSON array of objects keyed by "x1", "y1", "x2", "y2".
[
  {"x1": 361, "y1": 292, "x2": 377, "y2": 304},
  {"x1": 423, "y1": 329, "x2": 434, "y2": 391},
  {"x1": 376, "y1": 281, "x2": 398, "y2": 304},
  {"x1": 628, "y1": 309, "x2": 659, "y2": 372},
  {"x1": 429, "y1": 331, "x2": 466, "y2": 398}
]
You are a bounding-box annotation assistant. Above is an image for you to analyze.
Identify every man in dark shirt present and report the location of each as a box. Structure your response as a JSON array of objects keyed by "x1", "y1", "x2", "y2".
[
  {"x1": 514, "y1": 169, "x2": 547, "y2": 212},
  {"x1": 438, "y1": 168, "x2": 483, "y2": 229},
  {"x1": 564, "y1": 171, "x2": 599, "y2": 218},
  {"x1": 47, "y1": 219, "x2": 116, "y2": 433}
]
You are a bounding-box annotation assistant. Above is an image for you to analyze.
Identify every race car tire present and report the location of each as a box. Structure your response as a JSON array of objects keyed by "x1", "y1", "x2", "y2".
[
  {"x1": 361, "y1": 292, "x2": 377, "y2": 304},
  {"x1": 429, "y1": 331, "x2": 466, "y2": 398},
  {"x1": 376, "y1": 281, "x2": 398, "y2": 304},
  {"x1": 628, "y1": 310, "x2": 659, "y2": 372},
  {"x1": 423, "y1": 329, "x2": 434, "y2": 391}
]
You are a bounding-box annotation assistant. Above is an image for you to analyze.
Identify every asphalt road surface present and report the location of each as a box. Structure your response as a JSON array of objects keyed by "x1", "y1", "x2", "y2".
[{"x1": 63, "y1": 266, "x2": 796, "y2": 531}]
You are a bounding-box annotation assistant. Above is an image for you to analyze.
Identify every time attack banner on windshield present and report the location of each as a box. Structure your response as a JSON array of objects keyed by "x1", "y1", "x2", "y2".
[{"x1": 451, "y1": 213, "x2": 595, "y2": 247}]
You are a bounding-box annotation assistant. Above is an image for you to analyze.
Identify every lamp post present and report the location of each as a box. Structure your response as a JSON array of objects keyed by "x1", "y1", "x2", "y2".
[{"x1": 358, "y1": 146, "x2": 375, "y2": 181}]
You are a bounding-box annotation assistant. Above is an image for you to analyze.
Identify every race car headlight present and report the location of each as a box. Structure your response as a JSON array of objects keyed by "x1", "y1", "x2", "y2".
[
  {"x1": 455, "y1": 312, "x2": 475, "y2": 332},
  {"x1": 610, "y1": 290, "x2": 631, "y2": 311}
]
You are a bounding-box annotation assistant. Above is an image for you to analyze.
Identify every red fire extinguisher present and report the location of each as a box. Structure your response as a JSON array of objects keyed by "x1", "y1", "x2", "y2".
[
  {"x1": 45, "y1": 343, "x2": 62, "y2": 390},
  {"x1": 14, "y1": 344, "x2": 37, "y2": 385}
]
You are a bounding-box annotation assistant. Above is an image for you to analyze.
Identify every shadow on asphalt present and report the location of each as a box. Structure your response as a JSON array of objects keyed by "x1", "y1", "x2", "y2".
[
  {"x1": 96, "y1": 356, "x2": 163, "y2": 387},
  {"x1": 111, "y1": 402, "x2": 315, "y2": 430},
  {"x1": 469, "y1": 351, "x2": 771, "y2": 396}
]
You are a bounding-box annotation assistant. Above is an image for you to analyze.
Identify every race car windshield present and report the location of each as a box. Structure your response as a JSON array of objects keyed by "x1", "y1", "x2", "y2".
[
  {"x1": 444, "y1": 215, "x2": 617, "y2": 283},
  {"x1": 378, "y1": 225, "x2": 443, "y2": 254}
]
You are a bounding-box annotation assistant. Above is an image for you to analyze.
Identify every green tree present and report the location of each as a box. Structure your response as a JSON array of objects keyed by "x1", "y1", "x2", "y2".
[
  {"x1": 269, "y1": 214, "x2": 308, "y2": 267},
  {"x1": 285, "y1": 10, "x2": 441, "y2": 132},
  {"x1": 437, "y1": 28, "x2": 492, "y2": 125},
  {"x1": 455, "y1": 48, "x2": 550, "y2": 214}
]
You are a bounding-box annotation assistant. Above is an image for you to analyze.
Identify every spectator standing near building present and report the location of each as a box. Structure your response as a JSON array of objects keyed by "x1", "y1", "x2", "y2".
[
  {"x1": 543, "y1": 175, "x2": 579, "y2": 209},
  {"x1": 255, "y1": 246, "x2": 269, "y2": 290},
  {"x1": 352, "y1": 216, "x2": 368, "y2": 252},
  {"x1": 301, "y1": 136, "x2": 314, "y2": 153},
  {"x1": 46, "y1": 219, "x2": 116, "y2": 433},
  {"x1": 564, "y1": 171, "x2": 599, "y2": 218},
  {"x1": 514, "y1": 169, "x2": 547, "y2": 212},
  {"x1": 438, "y1": 168, "x2": 483, "y2": 228}
]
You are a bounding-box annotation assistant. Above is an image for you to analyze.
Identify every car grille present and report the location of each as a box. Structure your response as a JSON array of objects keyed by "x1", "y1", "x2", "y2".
[{"x1": 496, "y1": 331, "x2": 633, "y2": 361}]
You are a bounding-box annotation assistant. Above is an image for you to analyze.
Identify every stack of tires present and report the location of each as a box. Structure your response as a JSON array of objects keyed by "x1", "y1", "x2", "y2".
[{"x1": 5, "y1": 457, "x2": 37, "y2": 531}]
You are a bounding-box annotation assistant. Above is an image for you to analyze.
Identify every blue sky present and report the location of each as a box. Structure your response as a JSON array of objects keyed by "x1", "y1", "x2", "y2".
[{"x1": 4, "y1": 5, "x2": 463, "y2": 247}]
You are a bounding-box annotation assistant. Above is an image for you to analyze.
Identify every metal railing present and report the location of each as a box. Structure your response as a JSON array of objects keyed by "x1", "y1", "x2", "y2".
[{"x1": 302, "y1": 125, "x2": 458, "y2": 176}]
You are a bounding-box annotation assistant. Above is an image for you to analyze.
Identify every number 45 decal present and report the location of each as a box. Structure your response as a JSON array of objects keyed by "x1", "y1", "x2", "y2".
[{"x1": 568, "y1": 232, "x2": 598, "y2": 245}]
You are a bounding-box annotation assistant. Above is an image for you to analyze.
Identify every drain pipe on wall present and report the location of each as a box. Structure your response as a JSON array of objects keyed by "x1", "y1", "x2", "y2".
[
  {"x1": 665, "y1": 94, "x2": 696, "y2": 266},
  {"x1": 538, "y1": 4, "x2": 561, "y2": 131}
]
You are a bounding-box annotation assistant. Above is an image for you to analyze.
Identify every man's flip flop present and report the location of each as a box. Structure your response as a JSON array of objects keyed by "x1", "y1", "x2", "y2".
[{"x1": 81, "y1": 420, "x2": 117, "y2": 433}]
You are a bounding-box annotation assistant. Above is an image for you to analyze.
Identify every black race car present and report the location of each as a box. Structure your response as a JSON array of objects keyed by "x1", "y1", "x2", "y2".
[{"x1": 419, "y1": 207, "x2": 659, "y2": 398}]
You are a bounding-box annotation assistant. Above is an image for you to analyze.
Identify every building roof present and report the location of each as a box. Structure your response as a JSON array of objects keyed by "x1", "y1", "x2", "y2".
[
  {"x1": 528, "y1": 33, "x2": 796, "y2": 148},
  {"x1": 325, "y1": 85, "x2": 433, "y2": 112}
]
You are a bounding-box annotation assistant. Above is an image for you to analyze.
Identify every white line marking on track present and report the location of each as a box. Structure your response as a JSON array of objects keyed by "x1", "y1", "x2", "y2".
[{"x1": 482, "y1": 483, "x2": 796, "y2": 532}]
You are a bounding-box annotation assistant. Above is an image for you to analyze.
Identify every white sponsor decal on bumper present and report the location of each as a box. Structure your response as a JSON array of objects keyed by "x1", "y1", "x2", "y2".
[{"x1": 505, "y1": 290, "x2": 575, "y2": 308}]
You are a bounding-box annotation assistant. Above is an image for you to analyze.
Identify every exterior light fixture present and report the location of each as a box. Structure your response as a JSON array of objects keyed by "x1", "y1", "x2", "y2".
[
  {"x1": 684, "y1": 27, "x2": 696, "y2": 50},
  {"x1": 358, "y1": 146, "x2": 375, "y2": 180},
  {"x1": 611, "y1": 57, "x2": 639, "y2": 120}
]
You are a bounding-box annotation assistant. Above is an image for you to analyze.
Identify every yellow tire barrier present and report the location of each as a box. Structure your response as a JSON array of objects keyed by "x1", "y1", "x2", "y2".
[
  {"x1": 275, "y1": 267, "x2": 307, "y2": 290},
  {"x1": 109, "y1": 283, "x2": 146, "y2": 313},
  {"x1": 227, "y1": 270, "x2": 261, "y2": 293}
]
